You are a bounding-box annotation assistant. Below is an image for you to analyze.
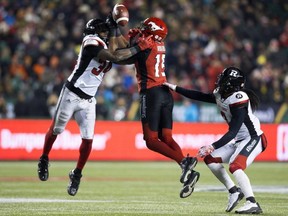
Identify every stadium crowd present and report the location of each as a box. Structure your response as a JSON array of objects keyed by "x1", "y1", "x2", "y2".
[{"x1": 0, "y1": 0, "x2": 287, "y2": 122}]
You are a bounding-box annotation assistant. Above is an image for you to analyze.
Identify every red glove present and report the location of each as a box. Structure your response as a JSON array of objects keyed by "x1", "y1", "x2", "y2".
[
  {"x1": 128, "y1": 28, "x2": 142, "y2": 38},
  {"x1": 129, "y1": 28, "x2": 142, "y2": 46},
  {"x1": 137, "y1": 35, "x2": 153, "y2": 50}
]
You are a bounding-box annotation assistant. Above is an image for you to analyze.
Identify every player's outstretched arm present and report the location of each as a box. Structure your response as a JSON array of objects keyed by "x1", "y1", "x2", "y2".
[{"x1": 97, "y1": 35, "x2": 153, "y2": 63}]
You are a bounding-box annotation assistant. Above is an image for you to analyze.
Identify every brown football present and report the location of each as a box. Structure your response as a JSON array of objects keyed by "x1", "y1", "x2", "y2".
[{"x1": 112, "y1": 3, "x2": 129, "y2": 26}]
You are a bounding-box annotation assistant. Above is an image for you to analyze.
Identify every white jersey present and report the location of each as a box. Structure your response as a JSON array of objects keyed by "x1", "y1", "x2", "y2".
[
  {"x1": 67, "y1": 34, "x2": 112, "y2": 97},
  {"x1": 214, "y1": 89, "x2": 263, "y2": 141}
]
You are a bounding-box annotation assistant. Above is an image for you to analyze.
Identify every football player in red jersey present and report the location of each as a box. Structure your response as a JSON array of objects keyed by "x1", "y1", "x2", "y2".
[
  {"x1": 164, "y1": 67, "x2": 267, "y2": 214},
  {"x1": 110, "y1": 16, "x2": 200, "y2": 198},
  {"x1": 37, "y1": 18, "x2": 153, "y2": 196}
]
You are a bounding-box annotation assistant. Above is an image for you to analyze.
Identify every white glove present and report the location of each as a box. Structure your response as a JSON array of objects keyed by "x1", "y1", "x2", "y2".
[
  {"x1": 197, "y1": 145, "x2": 215, "y2": 158},
  {"x1": 163, "y1": 82, "x2": 177, "y2": 91}
]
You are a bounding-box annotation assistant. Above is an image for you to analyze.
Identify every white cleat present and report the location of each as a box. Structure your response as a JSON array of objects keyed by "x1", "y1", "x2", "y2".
[
  {"x1": 226, "y1": 188, "x2": 244, "y2": 212},
  {"x1": 235, "y1": 201, "x2": 263, "y2": 214}
]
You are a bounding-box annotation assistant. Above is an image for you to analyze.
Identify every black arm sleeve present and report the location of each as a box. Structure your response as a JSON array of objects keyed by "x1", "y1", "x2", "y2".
[
  {"x1": 84, "y1": 45, "x2": 103, "y2": 59},
  {"x1": 175, "y1": 86, "x2": 216, "y2": 103},
  {"x1": 211, "y1": 106, "x2": 247, "y2": 149},
  {"x1": 70, "y1": 45, "x2": 102, "y2": 83}
]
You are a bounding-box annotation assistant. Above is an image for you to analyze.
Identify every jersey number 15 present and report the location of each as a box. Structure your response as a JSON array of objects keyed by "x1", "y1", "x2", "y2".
[{"x1": 155, "y1": 54, "x2": 166, "y2": 77}]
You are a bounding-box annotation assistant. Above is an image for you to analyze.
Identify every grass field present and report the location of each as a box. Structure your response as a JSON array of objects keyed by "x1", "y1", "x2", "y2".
[{"x1": 0, "y1": 161, "x2": 287, "y2": 216}]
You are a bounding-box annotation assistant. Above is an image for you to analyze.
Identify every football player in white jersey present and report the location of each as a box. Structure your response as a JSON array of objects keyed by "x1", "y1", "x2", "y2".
[
  {"x1": 37, "y1": 18, "x2": 153, "y2": 196},
  {"x1": 164, "y1": 67, "x2": 267, "y2": 214}
]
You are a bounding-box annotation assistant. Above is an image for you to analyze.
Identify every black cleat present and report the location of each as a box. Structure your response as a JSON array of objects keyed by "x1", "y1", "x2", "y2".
[
  {"x1": 67, "y1": 170, "x2": 82, "y2": 196},
  {"x1": 37, "y1": 156, "x2": 49, "y2": 181},
  {"x1": 180, "y1": 170, "x2": 200, "y2": 198},
  {"x1": 180, "y1": 155, "x2": 198, "y2": 183}
]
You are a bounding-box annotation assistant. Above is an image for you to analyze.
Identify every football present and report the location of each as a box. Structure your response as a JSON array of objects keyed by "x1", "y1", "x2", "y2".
[{"x1": 112, "y1": 3, "x2": 129, "y2": 26}]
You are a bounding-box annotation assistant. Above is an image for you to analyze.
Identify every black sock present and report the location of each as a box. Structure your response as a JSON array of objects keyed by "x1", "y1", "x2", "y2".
[
  {"x1": 40, "y1": 155, "x2": 48, "y2": 160},
  {"x1": 228, "y1": 186, "x2": 238, "y2": 194},
  {"x1": 247, "y1": 197, "x2": 256, "y2": 203},
  {"x1": 74, "y1": 168, "x2": 82, "y2": 175}
]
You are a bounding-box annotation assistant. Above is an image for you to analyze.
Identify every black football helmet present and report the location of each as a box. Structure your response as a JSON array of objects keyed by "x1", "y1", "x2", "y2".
[
  {"x1": 216, "y1": 66, "x2": 245, "y2": 95},
  {"x1": 83, "y1": 18, "x2": 109, "y2": 39}
]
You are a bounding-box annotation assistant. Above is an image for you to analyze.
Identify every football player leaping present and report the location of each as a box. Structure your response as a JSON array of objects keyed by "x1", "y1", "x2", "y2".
[
  {"x1": 37, "y1": 18, "x2": 153, "y2": 196},
  {"x1": 164, "y1": 67, "x2": 267, "y2": 214},
  {"x1": 106, "y1": 15, "x2": 200, "y2": 198}
]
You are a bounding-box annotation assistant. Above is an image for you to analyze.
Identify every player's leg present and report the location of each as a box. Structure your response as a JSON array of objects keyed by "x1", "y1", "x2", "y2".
[
  {"x1": 204, "y1": 143, "x2": 244, "y2": 212},
  {"x1": 158, "y1": 92, "x2": 198, "y2": 184},
  {"x1": 38, "y1": 87, "x2": 75, "y2": 181},
  {"x1": 231, "y1": 135, "x2": 266, "y2": 214},
  {"x1": 141, "y1": 87, "x2": 184, "y2": 163},
  {"x1": 67, "y1": 97, "x2": 95, "y2": 196}
]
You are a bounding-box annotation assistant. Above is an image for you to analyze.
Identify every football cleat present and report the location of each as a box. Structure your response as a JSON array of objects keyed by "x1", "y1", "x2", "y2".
[
  {"x1": 67, "y1": 170, "x2": 82, "y2": 196},
  {"x1": 226, "y1": 187, "x2": 244, "y2": 212},
  {"x1": 180, "y1": 155, "x2": 198, "y2": 183},
  {"x1": 37, "y1": 156, "x2": 49, "y2": 181},
  {"x1": 180, "y1": 170, "x2": 200, "y2": 198},
  {"x1": 235, "y1": 201, "x2": 263, "y2": 214}
]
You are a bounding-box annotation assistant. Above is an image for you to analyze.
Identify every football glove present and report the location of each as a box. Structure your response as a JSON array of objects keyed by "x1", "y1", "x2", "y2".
[
  {"x1": 198, "y1": 145, "x2": 215, "y2": 158},
  {"x1": 106, "y1": 12, "x2": 118, "y2": 30},
  {"x1": 137, "y1": 35, "x2": 153, "y2": 50},
  {"x1": 163, "y1": 82, "x2": 177, "y2": 91},
  {"x1": 128, "y1": 28, "x2": 142, "y2": 38}
]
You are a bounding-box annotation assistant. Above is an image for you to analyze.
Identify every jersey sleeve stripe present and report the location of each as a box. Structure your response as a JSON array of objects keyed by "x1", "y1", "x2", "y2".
[
  {"x1": 229, "y1": 99, "x2": 249, "y2": 107},
  {"x1": 83, "y1": 38, "x2": 106, "y2": 48}
]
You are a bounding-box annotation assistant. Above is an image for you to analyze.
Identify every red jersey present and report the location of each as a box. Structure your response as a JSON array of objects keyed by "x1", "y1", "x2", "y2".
[{"x1": 134, "y1": 41, "x2": 167, "y2": 92}]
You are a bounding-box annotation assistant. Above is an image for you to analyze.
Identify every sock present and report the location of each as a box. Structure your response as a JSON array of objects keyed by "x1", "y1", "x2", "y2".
[
  {"x1": 247, "y1": 196, "x2": 256, "y2": 203},
  {"x1": 233, "y1": 169, "x2": 254, "y2": 199},
  {"x1": 228, "y1": 185, "x2": 238, "y2": 194},
  {"x1": 42, "y1": 126, "x2": 57, "y2": 156},
  {"x1": 207, "y1": 163, "x2": 235, "y2": 190},
  {"x1": 73, "y1": 168, "x2": 82, "y2": 175},
  {"x1": 76, "y1": 139, "x2": 93, "y2": 170}
]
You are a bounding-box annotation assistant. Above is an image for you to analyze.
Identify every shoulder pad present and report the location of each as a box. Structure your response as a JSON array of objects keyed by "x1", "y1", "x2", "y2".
[
  {"x1": 228, "y1": 91, "x2": 249, "y2": 107},
  {"x1": 83, "y1": 35, "x2": 106, "y2": 48}
]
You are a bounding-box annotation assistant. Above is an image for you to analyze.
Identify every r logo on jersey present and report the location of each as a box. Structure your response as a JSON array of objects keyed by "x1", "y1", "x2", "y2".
[{"x1": 236, "y1": 93, "x2": 243, "y2": 99}]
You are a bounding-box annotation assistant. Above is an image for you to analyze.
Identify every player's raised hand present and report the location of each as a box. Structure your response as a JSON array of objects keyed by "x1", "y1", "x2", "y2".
[
  {"x1": 106, "y1": 12, "x2": 118, "y2": 30},
  {"x1": 128, "y1": 28, "x2": 141, "y2": 38},
  {"x1": 137, "y1": 35, "x2": 153, "y2": 50}
]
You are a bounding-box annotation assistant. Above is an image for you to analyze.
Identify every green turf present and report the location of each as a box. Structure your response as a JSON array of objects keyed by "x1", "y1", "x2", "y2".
[{"x1": 0, "y1": 161, "x2": 287, "y2": 215}]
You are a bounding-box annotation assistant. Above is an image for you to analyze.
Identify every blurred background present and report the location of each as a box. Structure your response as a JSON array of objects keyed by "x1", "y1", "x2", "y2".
[{"x1": 0, "y1": 0, "x2": 288, "y2": 123}]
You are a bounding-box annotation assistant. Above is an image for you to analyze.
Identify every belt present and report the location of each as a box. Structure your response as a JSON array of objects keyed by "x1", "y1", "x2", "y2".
[{"x1": 65, "y1": 81, "x2": 93, "y2": 100}]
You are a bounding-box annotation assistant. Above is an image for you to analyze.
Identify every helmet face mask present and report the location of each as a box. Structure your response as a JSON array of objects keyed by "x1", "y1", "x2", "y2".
[
  {"x1": 140, "y1": 17, "x2": 168, "y2": 42},
  {"x1": 216, "y1": 67, "x2": 245, "y2": 96}
]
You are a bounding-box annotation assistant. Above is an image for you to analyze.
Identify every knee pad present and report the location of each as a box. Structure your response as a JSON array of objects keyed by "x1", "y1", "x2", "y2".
[
  {"x1": 229, "y1": 155, "x2": 247, "y2": 173},
  {"x1": 204, "y1": 154, "x2": 222, "y2": 165},
  {"x1": 229, "y1": 162, "x2": 245, "y2": 174}
]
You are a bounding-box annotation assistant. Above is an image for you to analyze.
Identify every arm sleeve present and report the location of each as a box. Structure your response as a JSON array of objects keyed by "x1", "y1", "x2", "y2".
[
  {"x1": 175, "y1": 86, "x2": 216, "y2": 103},
  {"x1": 211, "y1": 106, "x2": 247, "y2": 149}
]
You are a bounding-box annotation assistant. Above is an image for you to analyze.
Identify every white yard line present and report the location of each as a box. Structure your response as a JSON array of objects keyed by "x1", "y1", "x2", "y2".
[{"x1": 0, "y1": 185, "x2": 287, "y2": 203}]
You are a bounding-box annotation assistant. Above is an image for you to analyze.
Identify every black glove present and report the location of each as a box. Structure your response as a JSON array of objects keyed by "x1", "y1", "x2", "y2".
[{"x1": 106, "y1": 12, "x2": 118, "y2": 30}]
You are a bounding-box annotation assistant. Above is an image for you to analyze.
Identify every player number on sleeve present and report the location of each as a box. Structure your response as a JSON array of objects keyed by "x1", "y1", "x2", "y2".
[{"x1": 155, "y1": 54, "x2": 166, "y2": 77}]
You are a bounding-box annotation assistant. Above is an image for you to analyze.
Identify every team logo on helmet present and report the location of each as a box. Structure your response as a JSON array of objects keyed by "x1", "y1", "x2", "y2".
[
  {"x1": 236, "y1": 93, "x2": 243, "y2": 99},
  {"x1": 147, "y1": 21, "x2": 164, "y2": 31}
]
